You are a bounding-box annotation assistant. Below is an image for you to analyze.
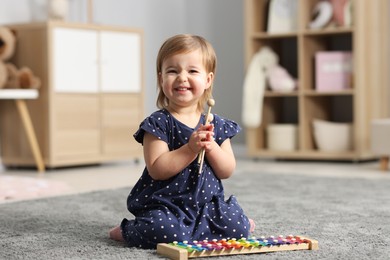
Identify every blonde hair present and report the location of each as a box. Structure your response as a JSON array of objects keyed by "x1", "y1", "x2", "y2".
[{"x1": 156, "y1": 34, "x2": 217, "y2": 112}]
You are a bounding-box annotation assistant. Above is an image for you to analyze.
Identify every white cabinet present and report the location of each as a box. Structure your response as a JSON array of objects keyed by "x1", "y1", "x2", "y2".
[
  {"x1": 53, "y1": 28, "x2": 98, "y2": 93},
  {"x1": 0, "y1": 21, "x2": 144, "y2": 168},
  {"x1": 100, "y1": 31, "x2": 141, "y2": 93},
  {"x1": 52, "y1": 28, "x2": 142, "y2": 93}
]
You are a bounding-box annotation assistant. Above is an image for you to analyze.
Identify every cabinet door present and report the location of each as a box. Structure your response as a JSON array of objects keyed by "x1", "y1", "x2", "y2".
[
  {"x1": 52, "y1": 27, "x2": 99, "y2": 93},
  {"x1": 101, "y1": 94, "x2": 142, "y2": 158},
  {"x1": 100, "y1": 31, "x2": 142, "y2": 93},
  {"x1": 52, "y1": 94, "x2": 100, "y2": 162}
]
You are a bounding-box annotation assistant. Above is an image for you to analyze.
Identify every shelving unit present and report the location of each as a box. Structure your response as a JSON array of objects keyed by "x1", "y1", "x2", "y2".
[
  {"x1": 244, "y1": 0, "x2": 389, "y2": 160},
  {"x1": 0, "y1": 21, "x2": 144, "y2": 168}
]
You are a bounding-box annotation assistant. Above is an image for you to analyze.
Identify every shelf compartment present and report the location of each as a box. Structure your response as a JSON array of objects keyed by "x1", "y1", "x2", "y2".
[
  {"x1": 245, "y1": 0, "x2": 299, "y2": 34},
  {"x1": 263, "y1": 96, "x2": 299, "y2": 125},
  {"x1": 302, "y1": 95, "x2": 353, "y2": 151},
  {"x1": 301, "y1": 33, "x2": 352, "y2": 91},
  {"x1": 246, "y1": 96, "x2": 298, "y2": 153},
  {"x1": 300, "y1": 0, "x2": 354, "y2": 32},
  {"x1": 263, "y1": 96, "x2": 299, "y2": 150},
  {"x1": 301, "y1": 34, "x2": 353, "y2": 57},
  {"x1": 250, "y1": 37, "x2": 298, "y2": 80}
]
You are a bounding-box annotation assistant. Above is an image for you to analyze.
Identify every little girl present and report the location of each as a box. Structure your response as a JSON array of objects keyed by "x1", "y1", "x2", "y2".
[{"x1": 109, "y1": 34, "x2": 254, "y2": 248}]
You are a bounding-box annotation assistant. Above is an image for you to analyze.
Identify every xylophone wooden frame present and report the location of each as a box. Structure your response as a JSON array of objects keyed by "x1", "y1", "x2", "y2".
[{"x1": 157, "y1": 236, "x2": 319, "y2": 260}]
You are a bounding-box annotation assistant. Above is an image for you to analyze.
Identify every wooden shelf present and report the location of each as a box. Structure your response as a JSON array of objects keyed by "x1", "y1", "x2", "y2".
[
  {"x1": 244, "y1": 0, "x2": 389, "y2": 161},
  {"x1": 252, "y1": 32, "x2": 298, "y2": 39},
  {"x1": 264, "y1": 91, "x2": 299, "y2": 97},
  {"x1": 303, "y1": 27, "x2": 353, "y2": 36},
  {"x1": 303, "y1": 89, "x2": 354, "y2": 96}
]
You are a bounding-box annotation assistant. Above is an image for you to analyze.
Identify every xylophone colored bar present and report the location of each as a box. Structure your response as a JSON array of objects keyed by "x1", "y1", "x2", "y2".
[{"x1": 157, "y1": 235, "x2": 319, "y2": 260}]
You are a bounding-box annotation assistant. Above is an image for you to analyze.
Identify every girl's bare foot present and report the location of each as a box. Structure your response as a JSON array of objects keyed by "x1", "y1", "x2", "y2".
[
  {"x1": 249, "y1": 219, "x2": 256, "y2": 233},
  {"x1": 109, "y1": 226, "x2": 125, "y2": 241}
]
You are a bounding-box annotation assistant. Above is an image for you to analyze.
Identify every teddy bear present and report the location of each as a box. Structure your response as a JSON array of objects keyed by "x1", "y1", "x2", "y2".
[
  {"x1": 0, "y1": 26, "x2": 15, "y2": 88},
  {"x1": 4, "y1": 63, "x2": 41, "y2": 89},
  {"x1": 0, "y1": 26, "x2": 41, "y2": 90}
]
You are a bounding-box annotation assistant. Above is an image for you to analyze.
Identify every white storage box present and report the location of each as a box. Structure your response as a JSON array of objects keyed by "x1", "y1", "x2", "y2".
[
  {"x1": 371, "y1": 119, "x2": 390, "y2": 155},
  {"x1": 371, "y1": 119, "x2": 390, "y2": 171},
  {"x1": 267, "y1": 124, "x2": 298, "y2": 151},
  {"x1": 313, "y1": 119, "x2": 352, "y2": 152}
]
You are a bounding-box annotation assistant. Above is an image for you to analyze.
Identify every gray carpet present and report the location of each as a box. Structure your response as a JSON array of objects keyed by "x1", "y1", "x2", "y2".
[{"x1": 1, "y1": 170, "x2": 390, "y2": 260}]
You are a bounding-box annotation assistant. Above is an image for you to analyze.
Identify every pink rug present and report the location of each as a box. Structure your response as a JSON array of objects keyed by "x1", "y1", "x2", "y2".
[{"x1": 0, "y1": 175, "x2": 71, "y2": 203}]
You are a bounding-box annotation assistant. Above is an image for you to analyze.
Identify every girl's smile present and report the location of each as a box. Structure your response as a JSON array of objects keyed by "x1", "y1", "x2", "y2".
[
  {"x1": 175, "y1": 86, "x2": 191, "y2": 92},
  {"x1": 159, "y1": 49, "x2": 213, "y2": 108}
]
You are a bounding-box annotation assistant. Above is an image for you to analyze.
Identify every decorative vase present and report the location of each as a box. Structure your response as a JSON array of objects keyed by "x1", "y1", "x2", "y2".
[{"x1": 48, "y1": 0, "x2": 69, "y2": 20}]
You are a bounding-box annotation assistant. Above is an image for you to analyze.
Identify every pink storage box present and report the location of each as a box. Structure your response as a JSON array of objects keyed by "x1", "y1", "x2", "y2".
[{"x1": 315, "y1": 51, "x2": 352, "y2": 91}]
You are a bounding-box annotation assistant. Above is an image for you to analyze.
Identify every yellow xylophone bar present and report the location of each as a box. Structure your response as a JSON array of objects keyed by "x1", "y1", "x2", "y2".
[{"x1": 157, "y1": 236, "x2": 319, "y2": 260}]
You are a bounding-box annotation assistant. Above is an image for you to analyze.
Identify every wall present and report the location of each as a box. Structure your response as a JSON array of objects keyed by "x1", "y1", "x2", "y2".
[{"x1": 0, "y1": 0, "x2": 246, "y2": 144}]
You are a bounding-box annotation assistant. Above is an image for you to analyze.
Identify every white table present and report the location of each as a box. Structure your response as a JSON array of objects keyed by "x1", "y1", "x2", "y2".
[{"x1": 0, "y1": 89, "x2": 45, "y2": 173}]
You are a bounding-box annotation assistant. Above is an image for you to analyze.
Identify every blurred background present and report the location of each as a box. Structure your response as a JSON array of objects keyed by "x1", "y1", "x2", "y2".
[
  {"x1": 0, "y1": 0, "x2": 389, "y2": 173},
  {"x1": 0, "y1": 0, "x2": 246, "y2": 142}
]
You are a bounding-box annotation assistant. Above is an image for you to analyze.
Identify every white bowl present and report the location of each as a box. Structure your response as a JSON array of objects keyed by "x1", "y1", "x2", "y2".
[
  {"x1": 267, "y1": 124, "x2": 298, "y2": 151},
  {"x1": 312, "y1": 119, "x2": 352, "y2": 152}
]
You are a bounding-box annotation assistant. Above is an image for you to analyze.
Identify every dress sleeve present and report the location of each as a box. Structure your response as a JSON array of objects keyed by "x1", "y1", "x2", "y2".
[
  {"x1": 212, "y1": 114, "x2": 242, "y2": 146},
  {"x1": 133, "y1": 111, "x2": 169, "y2": 145}
]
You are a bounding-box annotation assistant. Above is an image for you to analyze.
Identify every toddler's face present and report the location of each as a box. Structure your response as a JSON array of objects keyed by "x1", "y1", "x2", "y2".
[{"x1": 159, "y1": 50, "x2": 213, "y2": 108}]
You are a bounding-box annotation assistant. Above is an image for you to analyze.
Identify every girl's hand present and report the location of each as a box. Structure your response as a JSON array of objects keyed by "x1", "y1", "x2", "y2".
[
  {"x1": 188, "y1": 124, "x2": 215, "y2": 154},
  {"x1": 201, "y1": 124, "x2": 215, "y2": 152}
]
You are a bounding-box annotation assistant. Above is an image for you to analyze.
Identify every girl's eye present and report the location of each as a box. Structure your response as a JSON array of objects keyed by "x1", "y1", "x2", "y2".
[
  {"x1": 166, "y1": 69, "x2": 177, "y2": 74},
  {"x1": 189, "y1": 70, "x2": 199, "y2": 73}
]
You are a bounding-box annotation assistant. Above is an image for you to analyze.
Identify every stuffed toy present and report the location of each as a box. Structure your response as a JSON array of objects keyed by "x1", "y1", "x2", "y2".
[
  {"x1": 0, "y1": 26, "x2": 41, "y2": 89},
  {"x1": 0, "y1": 26, "x2": 16, "y2": 88},
  {"x1": 242, "y1": 46, "x2": 297, "y2": 128},
  {"x1": 4, "y1": 63, "x2": 41, "y2": 89},
  {"x1": 3, "y1": 63, "x2": 18, "y2": 88},
  {"x1": 17, "y1": 67, "x2": 41, "y2": 89},
  {"x1": 266, "y1": 65, "x2": 297, "y2": 92}
]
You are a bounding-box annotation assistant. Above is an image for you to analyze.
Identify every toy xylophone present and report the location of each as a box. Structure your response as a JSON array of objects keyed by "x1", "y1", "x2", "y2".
[{"x1": 157, "y1": 235, "x2": 318, "y2": 260}]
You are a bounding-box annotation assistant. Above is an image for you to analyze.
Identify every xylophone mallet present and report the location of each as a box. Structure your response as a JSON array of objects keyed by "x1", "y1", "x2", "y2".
[{"x1": 198, "y1": 99, "x2": 215, "y2": 173}]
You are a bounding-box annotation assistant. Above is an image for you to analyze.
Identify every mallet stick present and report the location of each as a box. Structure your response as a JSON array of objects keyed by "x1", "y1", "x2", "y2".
[{"x1": 198, "y1": 99, "x2": 215, "y2": 173}]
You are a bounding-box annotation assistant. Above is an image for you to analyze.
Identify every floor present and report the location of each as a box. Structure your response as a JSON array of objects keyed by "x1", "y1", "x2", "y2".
[{"x1": 1, "y1": 145, "x2": 389, "y2": 203}]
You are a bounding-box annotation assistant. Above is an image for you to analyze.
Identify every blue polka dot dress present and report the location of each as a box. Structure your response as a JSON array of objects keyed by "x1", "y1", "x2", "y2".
[{"x1": 120, "y1": 109, "x2": 250, "y2": 248}]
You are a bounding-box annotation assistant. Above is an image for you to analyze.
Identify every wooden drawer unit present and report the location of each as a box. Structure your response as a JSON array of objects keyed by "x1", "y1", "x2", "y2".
[{"x1": 0, "y1": 21, "x2": 144, "y2": 168}]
